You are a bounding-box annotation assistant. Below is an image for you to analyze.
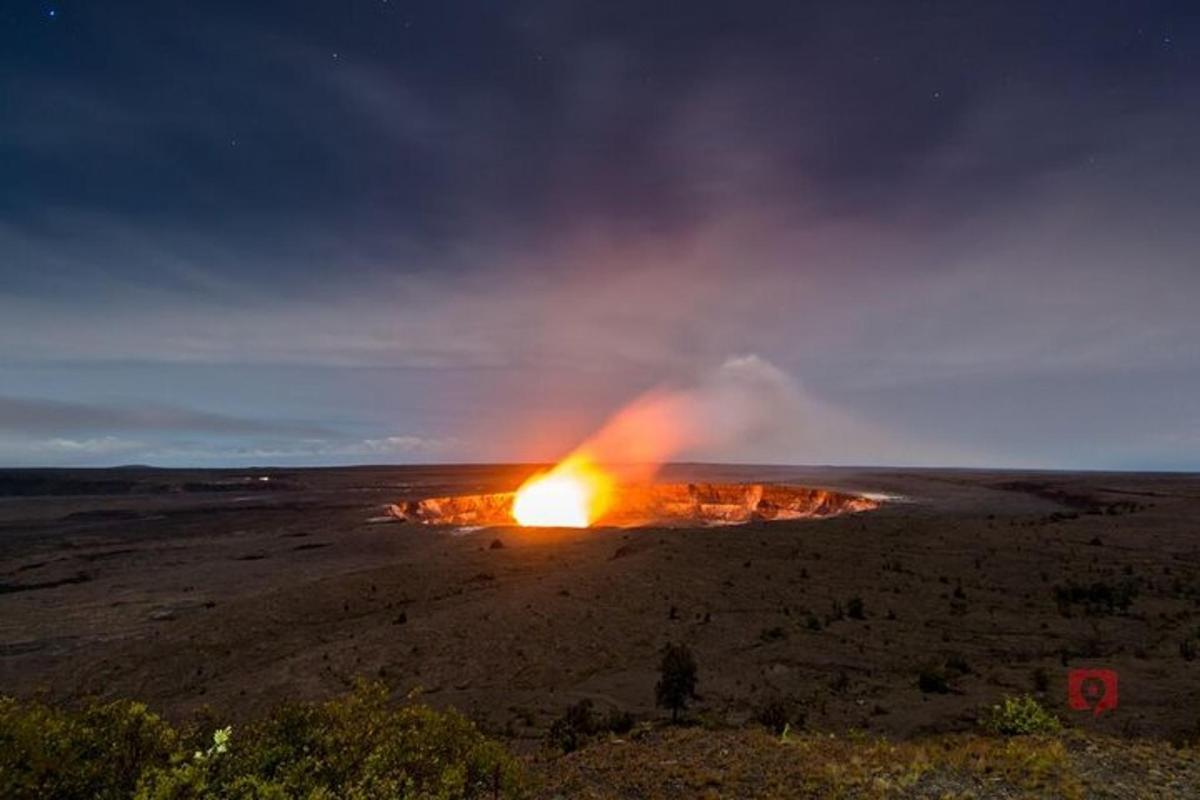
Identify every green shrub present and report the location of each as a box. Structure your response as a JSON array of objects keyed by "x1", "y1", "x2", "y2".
[
  {"x1": 981, "y1": 694, "x2": 1062, "y2": 736},
  {"x1": 0, "y1": 696, "x2": 177, "y2": 800},
  {"x1": 1, "y1": 683, "x2": 524, "y2": 800}
]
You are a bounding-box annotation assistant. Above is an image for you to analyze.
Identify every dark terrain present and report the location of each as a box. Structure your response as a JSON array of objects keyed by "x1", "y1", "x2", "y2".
[{"x1": 1, "y1": 464, "x2": 1198, "y2": 748}]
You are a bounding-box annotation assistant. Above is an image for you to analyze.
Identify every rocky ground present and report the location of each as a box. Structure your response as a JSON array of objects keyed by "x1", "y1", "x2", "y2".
[
  {"x1": 532, "y1": 726, "x2": 1200, "y2": 799},
  {"x1": 1, "y1": 464, "x2": 1198, "y2": 754}
]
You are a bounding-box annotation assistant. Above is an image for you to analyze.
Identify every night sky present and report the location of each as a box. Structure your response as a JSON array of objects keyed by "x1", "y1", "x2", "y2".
[{"x1": 2, "y1": 1, "x2": 1198, "y2": 469}]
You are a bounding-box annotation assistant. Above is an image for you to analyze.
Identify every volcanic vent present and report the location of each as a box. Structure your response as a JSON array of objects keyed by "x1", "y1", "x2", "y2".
[{"x1": 391, "y1": 482, "x2": 880, "y2": 528}]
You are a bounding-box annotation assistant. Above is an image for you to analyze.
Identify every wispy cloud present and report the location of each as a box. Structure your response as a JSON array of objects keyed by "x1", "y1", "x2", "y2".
[
  {"x1": 2, "y1": 4, "x2": 1198, "y2": 469},
  {"x1": 0, "y1": 431, "x2": 459, "y2": 468},
  {"x1": 0, "y1": 396, "x2": 333, "y2": 438}
]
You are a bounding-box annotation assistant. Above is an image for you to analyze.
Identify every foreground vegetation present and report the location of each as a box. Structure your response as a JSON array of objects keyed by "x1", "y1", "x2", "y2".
[
  {"x1": 0, "y1": 683, "x2": 522, "y2": 800},
  {"x1": 3, "y1": 683, "x2": 1197, "y2": 799}
]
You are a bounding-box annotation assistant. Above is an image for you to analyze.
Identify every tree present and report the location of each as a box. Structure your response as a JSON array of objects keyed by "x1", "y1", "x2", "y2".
[{"x1": 655, "y1": 643, "x2": 698, "y2": 722}]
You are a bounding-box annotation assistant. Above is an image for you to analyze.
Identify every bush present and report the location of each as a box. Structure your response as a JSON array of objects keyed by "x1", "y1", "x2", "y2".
[
  {"x1": 981, "y1": 695, "x2": 1061, "y2": 736},
  {"x1": 1052, "y1": 579, "x2": 1138, "y2": 616},
  {"x1": 754, "y1": 696, "x2": 805, "y2": 735},
  {"x1": 547, "y1": 700, "x2": 634, "y2": 753},
  {"x1": 945, "y1": 654, "x2": 971, "y2": 676},
  {"x1": 548, "y1": 699, "x2": 595, "y2": 753},
  {"x1": 917, "y1": 667, "x2": 950, "y2": 694},
  {"x1": 0, "y1": 697, "x2": 178, "y2": 800},
  {"x1": 1181, "y1": 637, "x2": 1198, "y2": 662},
  {"x1": 847, "y1": 596, "x2": 865, "y2": 620},
  {"x1": 1, "y1": 683, "x2": 525, "y2": 799},
  {"x1": 604, "y1": 708, "x2": 634, "y2": 735},
  {"x1": 655, "y1": 643, "x2": 698, "y2": 722},
  {"x1": 758, "y1": 626, "x2": 787, "y2": 643}
]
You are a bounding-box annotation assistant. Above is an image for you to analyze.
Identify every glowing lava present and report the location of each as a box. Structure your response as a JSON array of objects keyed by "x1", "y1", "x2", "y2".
[{"x1": 512, "y1": 456, "x2": 614, "y2": 528}]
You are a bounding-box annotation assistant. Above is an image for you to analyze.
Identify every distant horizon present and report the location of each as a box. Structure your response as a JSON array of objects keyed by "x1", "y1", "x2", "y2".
[{"x1": 2, "y1": 460, "x2": 1196, "y2": 476}]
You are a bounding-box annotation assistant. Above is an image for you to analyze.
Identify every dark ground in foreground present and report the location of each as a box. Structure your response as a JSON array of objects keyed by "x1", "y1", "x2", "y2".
[{"x1": 1, "y1": 464, "x2": 1198, "y2": 750}]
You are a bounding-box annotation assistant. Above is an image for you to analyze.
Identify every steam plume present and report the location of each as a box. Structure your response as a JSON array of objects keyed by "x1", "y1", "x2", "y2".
[{"x1": 570, "y1": 355, "x2": 801, "y2": 481}]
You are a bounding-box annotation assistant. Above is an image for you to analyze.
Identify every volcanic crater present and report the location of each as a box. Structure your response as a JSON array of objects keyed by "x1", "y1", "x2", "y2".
[{"x1": 391, "y1": 482, "x2": 880, "y2": 527}]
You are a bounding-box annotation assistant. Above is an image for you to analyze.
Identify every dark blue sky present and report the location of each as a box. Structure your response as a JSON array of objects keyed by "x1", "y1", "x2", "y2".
[{"x1": 2, "y1": 1, "x2": 1198, "y2": 469}]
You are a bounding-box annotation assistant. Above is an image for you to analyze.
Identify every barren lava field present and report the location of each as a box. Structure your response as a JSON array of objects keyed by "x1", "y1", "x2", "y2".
[{"x1": 1, "y1": 464, "x2": 1198, "y2": 746}]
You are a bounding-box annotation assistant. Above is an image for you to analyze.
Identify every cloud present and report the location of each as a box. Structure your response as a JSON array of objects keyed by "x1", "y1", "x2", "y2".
[
  {"x1": 358, "y1": 435, "x2": 461, "y2": 455},
  {"x1": 41, "y1": 436, "x2": 144, "y2": 455},
  {"x1": 181, "y1": 433, "x2": 461, "y2": 463},
  {"x1": 0, "y1": 431, "x2": 460, "y2": 468},
  {"x1": 2, "y1": 4, "x2": 1198, "y2": 469},
  {"x1": 0, "y1": 393, "x2": 461, "y2": 466},
  {"x1": 0, "y1": 435, "x2": 146, "y2": 466},
  {"x1": 0, "y1": 396, "x2": 333, "y2": 438}
]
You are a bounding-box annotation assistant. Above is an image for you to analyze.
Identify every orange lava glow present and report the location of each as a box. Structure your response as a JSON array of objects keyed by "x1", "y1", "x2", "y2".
[
  {"x1": 512, "y1": 375, "x2": 730, "y2": 527},
  {"x1": 512, "y1": 456, "x2": 614, "y2": 528}
]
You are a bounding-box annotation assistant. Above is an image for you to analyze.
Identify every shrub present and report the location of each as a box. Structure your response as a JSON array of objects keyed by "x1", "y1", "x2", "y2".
[
  {"x1": 758, "y1": 626, "x2": 787, "y2": 643},
  {"x1": 603, "y1": 708, "x2": 634, "y2": 735},
  {"x1": 1052, "y1": 579, "x2": 1138, "y2": 616},
  {"x1": 0, "y1": 696, "x2": 177, "y2": 800},
  {"x1": 755, "y1": 696, "x2": 805, "y2": 735},
  {"x1": 548, "y1": 699, "x2": 595, "y2": 753},
  {"x1": 847, "y1": 596, "x2": 865, "y2": 620},
  {"x1": 0, "y1": 684, "x2": 524, "y2": 800},
  {"x1": 655, "y1": 643, "x2": 698, "y2": 722},
  {"x1": 547, "y1": 700, "x2": 635, "y2": 752},
  {"x1": 945, "y1": 654, "x2": 971, "y2": 676},
  {"x1": 222, "y1": 682, "x2": 521, "y2": 798},
  {"x1": 917, "y1": 667, "x2": 950, "y2": 694},
  {"x1": 981, "y1": 695, "x2": 1062, "y2": 736},
  {"x1": 1181, "y1": 637, "x2": 1198, "y2": 662}
]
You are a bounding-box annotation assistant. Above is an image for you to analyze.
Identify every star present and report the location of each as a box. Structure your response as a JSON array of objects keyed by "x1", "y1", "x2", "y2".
[{"x1": 46, "y1": 8, "x2": 58, "y2": 18}]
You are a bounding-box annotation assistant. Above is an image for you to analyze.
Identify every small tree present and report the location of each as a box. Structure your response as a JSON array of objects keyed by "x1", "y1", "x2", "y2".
[{"x1": 655, "y1": 643, "x2": 698, "y2": 722}]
